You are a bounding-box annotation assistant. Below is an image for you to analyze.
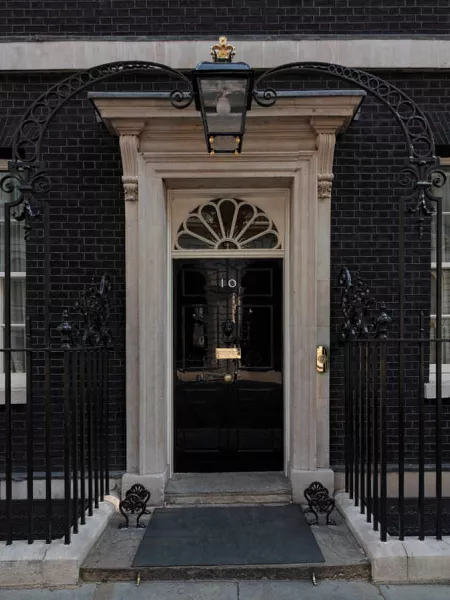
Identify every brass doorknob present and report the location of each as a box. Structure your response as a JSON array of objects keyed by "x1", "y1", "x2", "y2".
[{"x1": 224, "y1": 373, "x2": 233, "y2": 384}]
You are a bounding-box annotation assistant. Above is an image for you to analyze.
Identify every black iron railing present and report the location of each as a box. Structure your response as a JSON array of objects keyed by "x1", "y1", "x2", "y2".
[
  {"x1": 344, "y1": 333, "x2": 449, "y2": 541},
  {"x1": 0, "y1": 342, "x2": 110, "y2": 545}
]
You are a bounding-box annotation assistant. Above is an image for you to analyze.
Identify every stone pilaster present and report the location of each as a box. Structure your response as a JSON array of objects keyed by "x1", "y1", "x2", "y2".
[
  {"x1": 118, "y1": 133, "x2": 141, "y2": 476},
  {"x1": 310, "y1": 119, "x2": 339, "y2": 474}
]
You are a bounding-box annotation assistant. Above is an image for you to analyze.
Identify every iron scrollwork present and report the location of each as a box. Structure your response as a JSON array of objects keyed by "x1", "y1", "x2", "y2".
[
  {"x1": 73, "y1": 274, "x2": 112, "y2": 347},
  {"x1": 57, "y1": 274, "x2": 112, "y2": 349},
  {"x1": 57, "y1": 309, "x2": 74, "y2": 350},
  {"x1": 400, "y1": 161, "x2": 447, "y2": 236},
  {"x1": 0, "y1": 162, "x2": 51, "y2": 236},
  {"x1": 303, "y1": 481, "x2": 336, "y2": 526},
  {"x1": 118, "y1": 484, "x2": 151, "y2": 529},
  {"x1": 339, "y1": 267, "x2": 391, "y2": 341}
]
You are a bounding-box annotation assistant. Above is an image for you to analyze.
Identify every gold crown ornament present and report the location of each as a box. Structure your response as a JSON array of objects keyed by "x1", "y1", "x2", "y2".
[{"x1": 210, "y1": 36, "x2": 236, "y2": 63}]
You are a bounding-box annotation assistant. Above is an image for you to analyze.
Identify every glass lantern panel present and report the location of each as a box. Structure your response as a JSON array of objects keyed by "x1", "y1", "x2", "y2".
[{"x1": 199, "y1": 77, "x2": 247, "y2": 134}]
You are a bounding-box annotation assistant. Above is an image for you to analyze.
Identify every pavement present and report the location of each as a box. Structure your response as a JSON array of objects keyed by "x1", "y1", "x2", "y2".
[{"x1": 0, "y1": 582, "x2": 450, "y2": 599}]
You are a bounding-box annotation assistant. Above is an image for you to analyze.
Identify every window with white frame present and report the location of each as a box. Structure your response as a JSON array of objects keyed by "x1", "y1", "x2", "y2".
[
  {"x1": 0, "y1": 164, "x2": 26, "y2": 401},
  {"x1": 431, "y1": 159, "x2": 450, "y2": 371}
]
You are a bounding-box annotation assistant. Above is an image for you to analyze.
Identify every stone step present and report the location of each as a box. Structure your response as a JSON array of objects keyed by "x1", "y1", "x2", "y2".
[
  {"x1": 81, "y1": 561, "x2": 370, "y2": 583},
  {"x1": 164, "y1": 472, "x2": 292, "y2": 505},
  {"x1": 81, "y1": 511, "x2": 371, "y2": 584},
  {"x1": 165, "y1": 491, "x2": 292, "y2": 505}
]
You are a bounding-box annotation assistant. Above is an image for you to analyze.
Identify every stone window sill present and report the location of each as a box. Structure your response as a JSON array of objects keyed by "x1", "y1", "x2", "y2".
[
  {"x1": 0, "y1": 374, "x2": 26, "y2": 404},
  {"x1": 425, "y1": 375, "x2": 450, "y2": 400}
]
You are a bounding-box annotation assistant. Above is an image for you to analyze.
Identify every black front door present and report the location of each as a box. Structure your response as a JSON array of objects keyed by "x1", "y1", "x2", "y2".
[{"x1": 174, "y1": 258, "x2": 283, "y2": 472}]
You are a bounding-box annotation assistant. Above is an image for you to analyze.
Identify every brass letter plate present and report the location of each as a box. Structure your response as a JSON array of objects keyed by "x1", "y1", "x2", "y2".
[{"x1": 216, "y1": 347, "x2": 241, "y2": 360}]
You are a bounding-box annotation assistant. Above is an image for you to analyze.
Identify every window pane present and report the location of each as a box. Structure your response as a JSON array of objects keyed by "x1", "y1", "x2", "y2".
[
  {"x1": 431, "y1": 271, "x2": 450, "y2": 314},
  {"x1": 0, "y1": 221, "x2": 26, "y2": 271},
  {"x1": 11, "y1": 278, "x2": 25, "y2": 323},
  {"x1": 176, "y1": 198, "x2": 280, "y2": 251},
  {"x1": 0, "y1": 174, "x2": 26, "y2": 377},
  {"x1": 432, "y1": 166, "x2": 450, "y2": 262},
  {"x1": 0, "y1": 174, "x2": 26, "y2": 272},
  {"x1": 199, "y1": 78, "x2": 247, "y2": 134},
  {"x1": 1, "y1": 327, "x2": 25, "y2": 373},
  {"x1": 430, "y1": 318, "x2": 450, "y2": 364},
  {"x1": 432, "y1": 214, "x2": 450, "y2": 263}
]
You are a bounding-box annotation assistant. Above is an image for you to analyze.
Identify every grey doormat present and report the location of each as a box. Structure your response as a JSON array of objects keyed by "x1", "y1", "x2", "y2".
[{"x1": 132, "y1": 505, "x2": 324, "y2": 567}]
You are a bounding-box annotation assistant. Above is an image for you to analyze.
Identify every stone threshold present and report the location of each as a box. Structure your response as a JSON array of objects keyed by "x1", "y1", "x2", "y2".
[
  {"x1": 164, "y1": 472, "x2": 292, "y2": 505},
  {"x1": 336, "y1": 492, "x2": 450, "y2": 584},
  {"x1": 0, "y1": 495, "x2": 118, "y2": 588}
]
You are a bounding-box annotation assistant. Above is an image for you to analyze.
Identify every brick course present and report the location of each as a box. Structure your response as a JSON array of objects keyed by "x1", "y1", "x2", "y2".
[{"x1": 0, "y1": 1, "x2": 449, "y2": 37}]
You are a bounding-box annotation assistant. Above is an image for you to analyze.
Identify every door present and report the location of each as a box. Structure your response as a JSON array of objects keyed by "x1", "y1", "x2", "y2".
[{"x1": 174, "y1": 258, "x2": 283, "y2": 472}]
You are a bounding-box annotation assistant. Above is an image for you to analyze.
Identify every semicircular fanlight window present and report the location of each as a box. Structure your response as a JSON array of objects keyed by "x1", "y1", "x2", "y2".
[{"x1": 175, "y1": 198, "x2": 280, "y2": 251}]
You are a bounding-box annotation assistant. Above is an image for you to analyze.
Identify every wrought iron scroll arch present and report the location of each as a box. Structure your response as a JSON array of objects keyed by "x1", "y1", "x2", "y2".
[
  {"x1": 254, "y1": 61, "x2": 445, "y2": 223},
  {"x1": 6, "y1": 58, "x2": 443, "y2": 220},
  {"x1": 11, "y1": 60, "x2": 194, "y2": 167},
  {"x1": 254, "y1": 61, "x2": 435, "y2": 162}
]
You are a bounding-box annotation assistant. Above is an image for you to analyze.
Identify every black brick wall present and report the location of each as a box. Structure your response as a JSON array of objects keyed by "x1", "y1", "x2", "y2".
[
  {"x1": 0, "y1": 1, "x2": 449, "y2": 37},
  {"x1": 1, "y1": 68, "x2": 449, "y2": 474}
]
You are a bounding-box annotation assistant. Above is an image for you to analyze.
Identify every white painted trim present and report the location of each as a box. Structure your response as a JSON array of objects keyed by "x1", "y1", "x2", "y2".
[{"x1": 2, "y1": 39, "x2": 450, "y2": 71}]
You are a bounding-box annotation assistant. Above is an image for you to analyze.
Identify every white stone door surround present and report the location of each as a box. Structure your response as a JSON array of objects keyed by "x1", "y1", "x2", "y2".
[{"x1": 91, "y1": 91, "x2": 364, "y2": 504}]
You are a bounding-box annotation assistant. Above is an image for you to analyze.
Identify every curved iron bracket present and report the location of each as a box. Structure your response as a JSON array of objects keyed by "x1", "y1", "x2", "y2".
[
  {"x1": 303, "y1": 481, "x2": 336, "y2": 526},
  {"x1": 118, "y1": 484, "x2": 151, "y2": 529}
]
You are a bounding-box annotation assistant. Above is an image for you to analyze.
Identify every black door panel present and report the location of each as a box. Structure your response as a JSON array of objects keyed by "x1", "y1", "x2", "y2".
[{"x1": 174, "y1": 259, "x2": 283, "y2": 472}]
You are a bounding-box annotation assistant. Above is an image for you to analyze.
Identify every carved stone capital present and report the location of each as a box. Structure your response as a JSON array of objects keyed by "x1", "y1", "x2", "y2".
[
  {"x1": 122, "y1": 176, "x2": 139, "y2": 202},
  {"x1": 119, "y1": 135, "x2": 139, "y2": 202},
  {"x1": 317, "y1": 174, "x2": 334, "y2": 201}
]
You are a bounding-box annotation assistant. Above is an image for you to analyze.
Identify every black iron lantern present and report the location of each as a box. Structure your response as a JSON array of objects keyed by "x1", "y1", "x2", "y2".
[{"x1": 193, "y1": 37, "x2": 254, "y2": 155}]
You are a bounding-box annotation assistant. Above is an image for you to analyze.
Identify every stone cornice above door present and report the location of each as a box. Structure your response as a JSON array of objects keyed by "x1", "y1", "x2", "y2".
[
  {"x1": 92, "y1": 91, "x2": 361, "y2": 206},
  {"x1": 90, "y1": 91, "x2": 363, "y2": 164}
]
